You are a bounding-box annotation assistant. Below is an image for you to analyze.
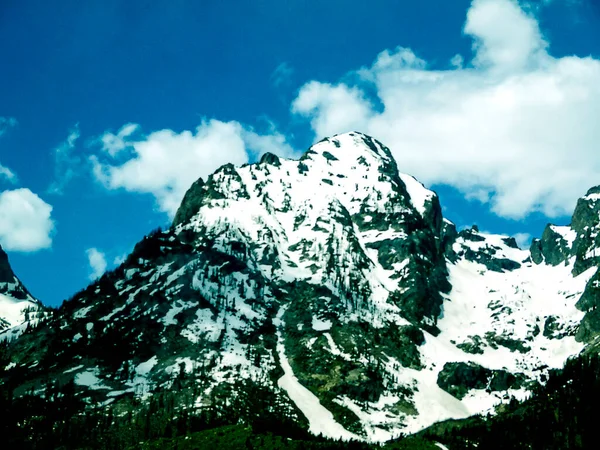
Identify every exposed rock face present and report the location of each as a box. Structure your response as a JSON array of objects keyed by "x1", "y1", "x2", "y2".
[
  {"x1": 172, "y1": 177, "x2": 205, "y2": 228},
  {"x1": 451, "y1": 227, "x2": 522, "y2": 272},
  {"x1": 259, "y1": 152, "x2": 282, "y2": 167},
  {"x1": 521, "y1": 187, "x2": 600, "y2": 343},
  {"x1": 529, "y1": 225, "x2": 574, "y2": 266},
  {"x1": 571, "y1": 187, "x2": 600, "y2": 276},
  {"x1": 0, "y1": 246, "x2": 14, "y2": 283},
  {"x1": 1, "y1": 133, "x2": 599, "y2": 443},
  {"x1": 437, "y1": 362, "x2": 525, "y2": 400}
]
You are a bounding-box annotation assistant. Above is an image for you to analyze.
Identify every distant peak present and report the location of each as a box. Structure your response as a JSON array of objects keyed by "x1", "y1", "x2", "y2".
[
  {"x1": 0, "y1": 244, "x2": 37, "y2": 304},
  {"x1": 0, "y1": 245, "x2": 15, "y2": 284}
]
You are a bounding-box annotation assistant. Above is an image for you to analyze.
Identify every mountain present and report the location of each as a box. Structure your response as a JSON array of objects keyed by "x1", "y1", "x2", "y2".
[
  {"x1": 0, "y1": 245, "x2": 43, "y2": 338},
  {"x1": 1, "y1": 132, "x2": 599, "y2": 445}
]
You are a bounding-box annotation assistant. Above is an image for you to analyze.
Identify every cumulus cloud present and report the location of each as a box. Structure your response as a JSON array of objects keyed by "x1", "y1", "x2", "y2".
[
  {"x1": 465, "y1": 0, "x2": 549, "y2": 72},
  {"x1": 0, "y1": 189, "x2": 54, "y2": 252},
  {"x1": 48, "y1": 125, "x2": 81, "y2": 194},
  {"x1": 292, "y1": 0, "x2": 600, "y2": 219},
  {"x1": 91, "y1": 119, "x2": 295, "y2": 217},
  {"x1": 86, "y1": 248, "x2": 107, "y2": 280}
]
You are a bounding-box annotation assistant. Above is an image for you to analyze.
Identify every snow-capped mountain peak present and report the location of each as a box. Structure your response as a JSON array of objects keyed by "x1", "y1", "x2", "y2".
[
  {"x1": 2, "y1": 134, "x2": 600, "y2": 444},
  {"x1": 0, "y1": 245, "x2": 43, "y2": 335}
]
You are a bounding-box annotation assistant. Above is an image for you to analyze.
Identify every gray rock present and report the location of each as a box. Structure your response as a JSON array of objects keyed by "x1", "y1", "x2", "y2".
[
  {"x1": 529, "y1": 225, "x2": 573, "y2": 267},
  {"x1": 260, "y1": 152, "x2": 282, "y2": 166},
  {"x1": 172, "y1": 177, "x2": 205, "y2": 228}
]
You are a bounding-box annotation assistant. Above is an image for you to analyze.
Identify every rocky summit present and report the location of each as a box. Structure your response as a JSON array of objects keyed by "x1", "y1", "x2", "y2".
[{"x1": 1, "y1": 132, "x2": 600, "y2": 443}]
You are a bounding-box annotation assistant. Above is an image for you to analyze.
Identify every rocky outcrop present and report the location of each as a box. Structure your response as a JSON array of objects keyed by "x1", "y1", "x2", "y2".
[
  {"x1": 529, "y1": 225, "x2": 573, "y2": 266},
  {"x1": 259, "y1": 152, "x2": 282, "y2": 167},
  {"x1": 172, "y1": 177, "x2": 205, "y2": 228},
  {"x1": 451, "y1": 227, "x2": 522, "y2": 272},
  {"x1": 571, "y1": 187, "x2": 600, "y2": 277},
  {"x1": 437, "y1": 362, "x2": 525, "y2": 400}
]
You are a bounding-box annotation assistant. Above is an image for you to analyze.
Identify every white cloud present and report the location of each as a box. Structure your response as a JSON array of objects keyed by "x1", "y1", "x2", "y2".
[
  {"x1": 450, "y1": 54, "x2": 464, "y2": 69},
  {"x1": 86, "y1": 248, "x2": 107, "y2": 280},
  {"x1": 113, "y1": 254, "x2": 126, "y2": 266},
  {"x1": 48, "y1": 126, "x2": 81, "y2": 194},
  {"x1": 99, "y1": 123, "x2": 139, "y2": 156},
  {"x1": 514, "y1": 232, "x2": 532, "y2": 248},
  {"x1": 0, "y1": 189, "x2": 54, "y2": 252},
  {"x1": 0, "y1": 120, "x2": 55, "y2": 252},
  {"x1": 291, "y1": 0, "x2": 600, "y2": 219},
  {"x1": 244, "y1": 125, "x2": 297, "y2": 160},
  {"x1": 465, "y1": 0, "x2": 549, "y2": 72},
  {"x1": 91, "y1": 119, "x2": 295, "y2": 217},
  {"x1": 292, "y1": 82, "x2": 374, "y2": 138},
  {"x1": 0, "y1": 165, "x2": 17, "y2": 184}
]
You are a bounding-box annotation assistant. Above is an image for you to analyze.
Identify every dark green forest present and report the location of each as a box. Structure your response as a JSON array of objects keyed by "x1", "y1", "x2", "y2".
[{"x1": 2, "y1": 348, "x2": 599, "y2": 449}]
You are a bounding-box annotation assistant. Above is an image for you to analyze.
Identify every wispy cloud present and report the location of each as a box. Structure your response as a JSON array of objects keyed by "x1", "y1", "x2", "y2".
[
  {"x1": 98, "y1": 123, "x2": 139, "y2": 156},
  {"x1": 0, "y1": 117, "x2": 19, "y2": 185},
  {"x1": 48, "y1": 125, "x2": 81, "y2": 195},
  {"x1": 113, "y1": 253, "x2": 126, "y2": 266},
  {"x1": 0, "y1": 165, "x2": 18, "y2": 185},
  {"x1": 86, "y1": 248, "x2": 107, "y2": 280},
  {"x1": 0, "y1": 117, "x2": 17, "y2": 137},
  {"x1": 271, "y1": 62, "x2": 294, "y2": 89}
]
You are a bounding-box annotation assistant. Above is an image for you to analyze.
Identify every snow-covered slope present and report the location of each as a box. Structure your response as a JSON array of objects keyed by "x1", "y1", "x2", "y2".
[
  {"x1": 1, "y1": 132, "x2": 599, "y2": 443},
  {"x1": 399, "y1": 228, "x2": 595, "y2": 435}
]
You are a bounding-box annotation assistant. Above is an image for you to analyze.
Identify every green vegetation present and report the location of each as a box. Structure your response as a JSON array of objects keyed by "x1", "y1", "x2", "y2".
[
  {"x1": 5, "y1": 348, "x2": 600, "y2": 448},
  {"x1": 0, "y1": 377, "x2": 439, "y2": 450}
]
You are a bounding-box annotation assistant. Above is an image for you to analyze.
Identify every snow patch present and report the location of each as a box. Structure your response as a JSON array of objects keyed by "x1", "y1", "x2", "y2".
[
  {"x1": 75, "y1": 368, "x2": 109, "y2": 390},
  {"x1": 398, "y1": 173, "x2": 434, "y2": 215},
  {"x1": 312, "y1": 316, "x2": 332, "y2": 331}
]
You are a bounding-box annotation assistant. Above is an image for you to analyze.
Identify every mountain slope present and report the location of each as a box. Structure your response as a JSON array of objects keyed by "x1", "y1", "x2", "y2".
[{"x1": 1, "y1": 132, "x2": 599, "y2": 443}]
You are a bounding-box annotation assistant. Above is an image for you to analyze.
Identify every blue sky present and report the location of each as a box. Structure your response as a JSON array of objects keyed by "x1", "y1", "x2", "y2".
[{"x1": 1, "y1": 0, "x2": 600, "y2": 306}]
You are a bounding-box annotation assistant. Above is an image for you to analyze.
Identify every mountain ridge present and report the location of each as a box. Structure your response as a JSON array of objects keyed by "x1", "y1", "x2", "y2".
[{"x1": 1, "y1": 131, "x2": 599, "y2": 443}]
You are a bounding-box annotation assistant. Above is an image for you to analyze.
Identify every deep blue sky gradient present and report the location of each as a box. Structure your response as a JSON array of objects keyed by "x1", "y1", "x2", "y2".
[{"x1": 1, "y1": 0, "x2": 599, "y2": 306}]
